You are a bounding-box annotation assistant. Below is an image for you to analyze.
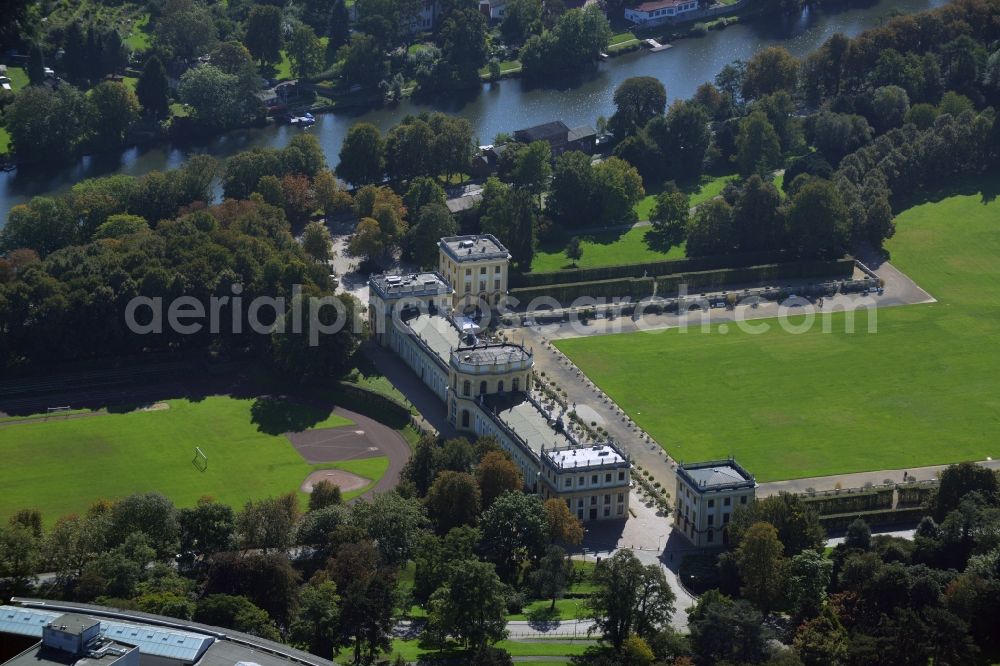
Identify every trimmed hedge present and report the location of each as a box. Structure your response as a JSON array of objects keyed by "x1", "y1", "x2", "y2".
[
  {"x1": 801, "y1": 487, "x2": 894, "y2": 516},
  {"x1": 819, "y1": 507, "x2": 926, "y2": 530},
  {"x1": 512, "y1": 250, "x2": 788, "y2": 288},
  {"x1": 509, "y1": 258, "x2": 854, "y2": 305},
  {"x1": 326, "y1": 381, "x2": 413, "y2": 428}
]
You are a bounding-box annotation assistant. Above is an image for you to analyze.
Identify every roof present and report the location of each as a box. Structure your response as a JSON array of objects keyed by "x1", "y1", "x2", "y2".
[
  {"x1": 4, "y1": 640, "x2": 136, "y2": 666},
  {"x1": 369, "y1": 272, "x2": 452, "y2": 301},
  {"x1": 514, "y1": 121, "x2": 569, "y2": 143},
  {"x1": 567, "y1": 126, "x2": 597, "y2": 143},
  {"x1": 439, "y1": 235, "x2": 510, "y2": 263},
  {"x1": 445, "y1": 192, "x2": 482, "y2": 214},
  {"x1": 677, "y1": 459, "x2": 756, "y2": 492},
  {"x1": 483, "y1": 393, "x2": 572, "y2": 456},
  {"x1": 406, "y1": 313, "x2": 461, "y2": 364},
  {"x1": 634, "y1": 0, "x2": 693, "y2": 10},
  {"x1": 453, "y1": 343, "x2": 531, "y2": 367},
  {"x1": 545, "y1": 443, "x2": 627, "y2": 470}
]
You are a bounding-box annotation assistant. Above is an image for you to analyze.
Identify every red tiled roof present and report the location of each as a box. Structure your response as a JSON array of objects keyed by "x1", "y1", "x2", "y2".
[{"x1": 634, "y1": 0, "x2": 691, "y2": 11}]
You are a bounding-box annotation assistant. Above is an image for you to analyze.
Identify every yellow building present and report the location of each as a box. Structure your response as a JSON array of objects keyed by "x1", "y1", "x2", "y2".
[{"x1": 438, "y1": 234, "x2": 511, "y2": 310}]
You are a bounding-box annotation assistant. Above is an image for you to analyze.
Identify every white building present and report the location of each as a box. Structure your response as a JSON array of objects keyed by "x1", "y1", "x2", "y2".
[
  {"x1": 674, "y1": 459, "x2": 757, "y2": 547},
  {"x1": 625, "y1": 0, "x2": 700, "y2": 25}
]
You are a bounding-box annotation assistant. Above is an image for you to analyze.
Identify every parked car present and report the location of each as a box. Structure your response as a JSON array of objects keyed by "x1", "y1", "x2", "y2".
[{"x1": 0, "y1": 76, "x2": 11, "y2": 91}]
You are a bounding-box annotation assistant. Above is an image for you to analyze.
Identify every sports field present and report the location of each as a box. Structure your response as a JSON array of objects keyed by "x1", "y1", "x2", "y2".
[
  {"x1": 0, "y1": 396, "x2": 387, "y2": 523},
  {"x1": 556, "y1": 186, "x2": 1000, "y2": 481}
]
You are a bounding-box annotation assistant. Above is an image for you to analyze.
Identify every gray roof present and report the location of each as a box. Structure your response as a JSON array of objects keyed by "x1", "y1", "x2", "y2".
[
  {"x1": 439, "y1": 235, "x2": 509, "y2": 263},
  {"x1": 454, "y1": 343, "x2": 531, "y2": 367},
  {"x1": 678, "y1": 460, "x2": 755, "y2": 492},
  {"x1": 369, "y1": 272, "x2": 451, "y2": 301},
  {"x1": 406, "y1": 313, "x2": 461, "y2": 364},
  {"x1": 483, "y1": 393, "x2": 573, "y2": 455},
  {"x1": 567, "y1": 125, "x2": 597, "y2": 143},
  {"x1": 445, "y1": 192, "x2": 482, "y2": 214},
  {"x1": 4, "y1": 641, "x2": 136, "y2": 666},
  {"x1": 514, "y1": 121, "x2": 569, "y2": 143}
]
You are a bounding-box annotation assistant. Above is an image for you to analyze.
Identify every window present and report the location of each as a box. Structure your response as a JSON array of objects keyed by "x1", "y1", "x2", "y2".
[
  {"x1": 495, "y1": 266, "x2": 501, "y2": 273},
  {"x1": 605, "y1": 473, "x2": 612, "y2": 483},
  {"x1": 497, "y1": 380, "x2": 504, "y2": 393},
  {"x1": 577, "y1": 499, "x2": 584, "y2": 508},
  {"x1": 512, "y1": 378, "x2": 519, "y2": 391},
  {"x1": 617, "y1": 505, "x2": 624, "y2": 515},
  {"x1": 494, "y1": 279, "x2": 500, "y2": 289},
  {"x1": 463, "y1": 380, "x2": 470, "y2": 396},
  {"x1": 603, "y1": 507, "x2": 610, "y2": 517},
  {"x1": 465, "y1": 268, "x2": 471, "y2": 275},
  {"x1": 578, "y1": 476, "x2": 585, "y2": 486},
  {"x1": 590, "y1": 496, "x2": 597, "y2": 505},
  {"x1": 707, "y1": 530, "x2": 714, "y2": 543},
  {"x1": 577, "y1": 510, "x2": 584, "y2": 519},
  {"x1": 480, "y1": 267, "x2": 486, "y2": 274},
  {"x1": 591, "y1": 474, "x2": 598, "y2": 484},
  {"x1": 707, "y1": 499, "x2": 715, "y2": 508},
  {"x1": 618, "y1": 471, "x2": 625, "y2": 481},
  {"x1": 708, "y1": 515, "x2": 714, "y2": 526},
  {"x1": 464, "y1": 284, "x2": 470, "y2": 293},
  {"x1": 479, "y1": 381, "x2": 487, "y2": 395},
  {"x1": 461, "y1": 410, "x2": 470, "y2": 428},
  {"x1": 741, "y1": 495, "x2": 748, "y2": 505},
  {"x1": 604, "y1": 494, "x2": 610, "y2": 504},
  {"x1": 723, "y1": 513, "x2": 730, "y2": 524},
  {"x1": 724, "y1": 497, "x2": 731, "y2": 507},
  {"x1": 565, "y1": 478, "x2": 571, "y2": 488}
]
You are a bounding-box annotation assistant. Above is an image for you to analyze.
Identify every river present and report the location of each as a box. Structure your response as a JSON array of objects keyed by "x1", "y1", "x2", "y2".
[{"x1": 0, "y1": 0, "x2": 947, "y2": 225}]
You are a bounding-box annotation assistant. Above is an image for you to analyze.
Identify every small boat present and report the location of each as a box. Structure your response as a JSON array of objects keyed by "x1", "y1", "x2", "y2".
[{"x1": 290, "y1": 112, "x2": 315, "y2": 127}]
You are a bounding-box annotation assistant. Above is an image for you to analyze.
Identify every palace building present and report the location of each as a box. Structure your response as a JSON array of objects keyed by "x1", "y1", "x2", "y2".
[
  {"x1": 369, "y1": 236, "x2": 630, "y2": 522},
  {"x1": 674, "y1": 458, "x2": 757, "y2": 547}
]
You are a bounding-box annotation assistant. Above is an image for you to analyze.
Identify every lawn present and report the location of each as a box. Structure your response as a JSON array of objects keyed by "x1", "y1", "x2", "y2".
[
  {"x1": 5, "y1": 66, "x2": 29, "y2": 91},
  {"x1": 555, "y1": 182, "x2": 1000, "y2": 482},
  {"x1": 531, "y1": 225, "x2": 685, "y2": 272},
  {"x1": 0, "y1": 395, "x2": 391, "y2": 523},
  {"x1": 125, "y1": 14, "x2": 151, "y2": 52},
  {"x1": 381, "y1": 638, "x2": 594, "y2": 662},
  {"x1": 634, "y1": 172, "x2": 739, "y2": 221}
]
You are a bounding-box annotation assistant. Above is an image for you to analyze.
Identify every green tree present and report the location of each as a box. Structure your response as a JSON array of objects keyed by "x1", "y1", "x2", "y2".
[
  {"x1": 592, "y1": 157, "x2": 645, "y2": 225},
  {"x1": 736, "y1": 522, "x2": 785, "y2": 612},
  {"x1": 0, "y1": 524, "x2": 40, "y2": 594},
  {"x1": 428, "y1": 559, "x2": 509, "y2": 651},
  {"x1": 178, "y1": 497, "x2": 236, "y2": 554},
  {"x1": 512, "y1": 140, "x2": 553, "y2": 201},
  {"x1": 687, "y1": 590, "x2": 765, "y2": 665},
  {"x1": 1, "y1": 196, "x2": 79, "y2": 256},
  {"x1": 793, "y1": 606, "x2": 848, "y2": 666},
  {"x1": 648, "y1": 187, "x2": 689, "y2": 251},
  {"x1": 338, "y1": 123, "x2": 385, "y2": 186},
  {"x1": 480, "y1": 490, "x2": 548, "y2": 580},
  {"x1": 729, "y1": 492, "x2": 825, "y2": 556},
  {"x1": 178, "y1": 65, "x2": 241, "y2": 129},
  {"x1": 649, "y1": 100, "x2": 712, "y2": 181},
  {"x1": 302, "y1": 221, "x2": 333, "y2": 263},
  {"x1": 548, "y1": 151, "x2": 595, "y2": 226},
  {"x1": 325, "y1": 539, "x2": 397, "y2": 663},
  {"x1": 288, "y1": 24, "x2": 326, "y2": 78},
  {"x1": 905, "y1": 103, "x2": 939, "y2": 130},
  {"x1": 736, "y1": 111, "x2": 782, "y2": 176},
  {"x1": 290, "y1": 581, "x2": 341, "y2": 657},
  {"x1": 154, "y1": 0, "x2": 218, "y2": 61},
  {"x1": 271, "y1": 293, "x2": 361, "y2": 381},
  {"x1": 407, "y1": 203, "x2": 457, "y2": 269},
  {"x1": 565, "y1": 236, "x2": 583, "y2": 266},
  {"x1": 742, "y1": 46, "x2": 798, "y2": 100},
  {"x1": 810, "y1": 112, "x2": 872, "y2": 165},
  {"x1": 872, "y1": 85, "x2": 911, "y2": 132},
  {"x1": 384, "y1": 118, "x2": 434, "y2": 183},
  {"x1": 685, "y1": 198, "x2": 734, "y2": 257},
  {"x1": 5, "y1": 85, "x2": 87, "y2": 163},
  {"x1": 314, "y1": 170, "x2": 353, "y2": 219},
  {"x1": 87, "y1": 81, "x2": 141, "y2": 148},
  {"x1": 328, "y1": 0, "x2": 351, "y2": 52},
  {"x1": 337, "y1": 34, "x2": 386, "y2": 89},
  {"x1": 244, "y1": 5, "x2": 283, "y2": 64},
  {"x1": 194, "y1": 594, "x2": 281, "y2": 641},
  {"x1": 404, "y1": 177, "x2": 447, "y2": 216},
  {"x1": 27, "y1": 42, "x2": 45, "y2": 85},
  {"x1": 432, "y1": 8, "x2": 489, "y2": 91},
  {"x1": 136, "y1": 55, "x2": 170, "y2": 118},
  {"x1": 610, "y1": 76, "x2": 667, "y2": 139},
  {"x1": 930, "y1": 462, "x2": 998, "y2": 521},
  {"x1": 476, "y1": 451, "x2": 524, "y2": 508},
  {"x1": 785, "y1": 179, "x2": 850, "y2": 259},
  {"x1": 236, "y1": 494, "x2": 300, "y2": 552},
  {"x1": 204, "y1": 552, "x2": 302, "y2": 626},
  {"x1": 845, "y1": 517, "x2": 872, "y2": 551},
  {"x1": 732, "y1": 174, "x2": 783, "y2": 252},
  {"x1": 479, "y1": 179, "x2": 536, "y2": 269},
  {"x1": 786, "y1": 549, "x2": 832, "y2": 618},
  {"x1": 588, "y1": 550, "x2": 676, "y2": 650},
  {"x1": 350, "y1": 492, "x2": 427, "y2": 565},
  {"x1": 426, "y1": 471, "x2": 481, "y2": 534},
  {"x1": 501, "y1": 0, "x2": 542, "y2": 43},
  {"x1": 530, "y1": 545, "x2": 573, "y2": 609}
]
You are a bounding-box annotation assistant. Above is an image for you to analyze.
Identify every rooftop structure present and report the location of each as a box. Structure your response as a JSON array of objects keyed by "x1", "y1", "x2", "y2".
[
  {"x1": 439, "y1": 235, "x2": 510, "y2": 263},
  {"x1": 545, "y1": 443, "x2": 627, "y2": 470},
  {"x1": 677, "y1": 459, "x2": 756, "y2": 493},
  {"x1": 368, "y1": 272, "x2": 452, "y2": 302},
  {"x1": 626, "y1": 0, "x2": 699, "y2": 23}
]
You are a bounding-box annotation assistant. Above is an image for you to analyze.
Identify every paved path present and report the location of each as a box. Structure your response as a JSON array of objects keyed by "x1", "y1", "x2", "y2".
[{"x1": 759, "y1": 458, "x2": 1000, "y2": 496}]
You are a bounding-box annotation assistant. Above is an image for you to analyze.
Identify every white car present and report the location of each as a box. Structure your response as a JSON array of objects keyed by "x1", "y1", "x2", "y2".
[{"x1": 0, "y1": 76, "x2": 11, "y2": 91}]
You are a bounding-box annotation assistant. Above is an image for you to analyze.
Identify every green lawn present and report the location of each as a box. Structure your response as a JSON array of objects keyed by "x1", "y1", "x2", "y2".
[
  {"x1": 0, "y1": 396, "x2": 384, "y2": 523},
  {"x1": 380, "y1": 638, "x2": 594, "y2": 662},
  {"x1": 5, "y1": 66, "x2": 29, "y2": 91},
  {"x1": 125, "y1": 14, "x2": 151, "y2": 52},
  {"x1": 0, "y1": 128, "x2": 10, "y2": 155},
  {"x1": 634, "y1": 172, "x2": 739, "y2": 221},
  {"x1": 531, "y1": 225, "x2": 685, "y2": 272},
  {"x1": 556, "y1": 182, "x2": 1000, "y2": 482}
]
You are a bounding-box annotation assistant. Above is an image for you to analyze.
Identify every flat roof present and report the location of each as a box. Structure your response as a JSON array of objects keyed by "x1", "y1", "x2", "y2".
[
  {"x1": 635, "y1": 0, "x2": 692, "y2": 10},
  {"x1": 546, "y1": 444, "x2": 625, "y2": 469},
  {"x1": 406, "y1": 313, "x2": 461, "y2": 364},
  {"x1": 5, "y1": 641, "x2": 134, "y2": 666},
  {"x1": 678, "y1": 460, "x2": 755, "y2": 491},
  {"x1": 483, "y1": 394, "x2": 573, "y2": 455},
  {"x1": 369, "y1": 272, "x2": 451, "y2": 300},
  {"x1": 454, "y1": 343, "x2": 531, "y2": 367},
  {"x1": 439, "y1": 235, "x2": 509, "y2": 263}
]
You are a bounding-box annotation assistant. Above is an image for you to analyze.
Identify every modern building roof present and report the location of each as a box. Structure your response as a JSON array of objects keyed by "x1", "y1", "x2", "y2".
[
  {"x1": 677, "y1": 459, "x2": 756, "y2": 492},
  {"x1": 439, "y1": 235, "x2": 510, "y2": 263},
  {"x1": 514, "y1": 121, "x2": 569, "y2": 143},
  {"x1": 567, "y1": 126, "x2": 597, "y2": 143},
  {"x1": 4, "y1": 637, "x2": 137, "y2": 666},
  {"x1": 483, "y1": 393, "x2": 573, "y2": 456},
  {"x1": 369, "y1": 272, "x2": 452, "y2": 301},
  {"x1": 545, "y1": 443, "x2": 627, "y2": 470}
]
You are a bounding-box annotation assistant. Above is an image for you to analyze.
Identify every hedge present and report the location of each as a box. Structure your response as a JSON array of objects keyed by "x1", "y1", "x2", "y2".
[
  {"x1": 324, "y1": 380, "x2": 413, "y2": 429},
  {"x1": 509, "y1": 258, "x2": 854, "y2": 306},
  {"x1": 511, "y1": 250, "x2": 790, "y2": 288},
  {"x1": 819, "y1": 507, "x2": 926, "y2": 530},
  {"x1": 801, "y1": 487, "x2": 894, "y2": 516}
]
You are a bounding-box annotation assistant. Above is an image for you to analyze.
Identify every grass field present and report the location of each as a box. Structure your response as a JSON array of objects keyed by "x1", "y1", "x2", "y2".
[
  {"x1": 634, "y1": 172, "x2": 738, "y2": 221},
  {"x1": 381, "y1": 638, "x2": 593, "y2": 662},
  {"x1": 532, "y1": 226, "x2": 685, "y2": 272},
  {"x1": 0, "y1": 396, "x2": 390, "y2": 523},
  {"x1": 556, "y1": 183, "x2": 1000, "y2": 481}
]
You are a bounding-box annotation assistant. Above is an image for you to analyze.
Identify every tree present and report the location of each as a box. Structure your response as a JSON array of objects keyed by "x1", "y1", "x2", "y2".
[
  {"x1": 610, "y1": 77, "x2": 667, "y2": 139},
  {"x1": 530, "y1": 545, "x2": 573, "y2": 609},
  {"x1": 479, "y1": 180, "x2": 536, "y2": 269},
  {"x1": 785, "y1": 179, "x2": 850, "y2": 259},
  {"x1": 236, "y1": 494, "x2": 300, "y2": 551},
  {"x1": 179, "y1": 497, "x2": 236, "y2": 554},
  {"x1": 592, "y1": 157, "x2": 645, "y2": 225},
  {"x1": 348, "y1": 218, "x2": 386, "y2": 260},
  {"x1": 108, "y1": 493, "x2": 180, "y2": 559},
  {"x1": 685, "y1": 198, "x2": 734, "y2": 257},
  {"x1": 87, "y1": 81, "x2": 141, "y2": 148},
  {"x1": 1, "y1": 196, "x2": 79, "y2": 256},
  {"x1": 288, "y1": 24, "x2": 326, "y2": 78},
  {"x1": 337, "y1": 34, "x2": 386, "y2": 89},
  {"x1": 548, "y1": 151, "x2": 596, "y2": 226},
  {"x1": 793, "y1": 606, "x2": 848, "y2": 666},
  {"x1": 845, "y1": 517, "x2": 872, "y2": 551},
  {"x1": 244, "y1": 5, "x2": 283, "y2": 64},
  {"x1": 194, "y1": 594, "x2": 281, "y2": 641},
  {"x1": 649, "y1": 100, "x2": 712, "y2": 181},
  {"x1": 308, "y1": 479, "x2": 343, "y2": 511},
  {"x1": 178, "y1": 65, "x2": 241, "y2": 129},
  {"x1": 280, "y1": 174, "x2": 317, "y2": 225},
  {"x1": 786, "y1": 550, "x2": 832, "y2": 619},
  {"x1": 328, "y1": 0, "x2": 351, "y2": 52},
  {"x1": 302, "y1": 221, "x2": 333, "y2": 264},
  {"x1": 543, "y1": 498, "x2": 583, "y2": 547},
  {"x1": 565, "y1": 236, "x2": 583, "y2": 266},
  {"x1": 407, "y1": 203, "x2": 457, "y2": 269},
  {"x1": 404, "y1": 177, "x2": 447, "y2": 216},
  {"x1": 736, "y1": 111, "x2": 782, "y2": 176},
  {"x1": 154, "y1": 0, "x2": 218, "y2": 62},
  {"x1": 290, "y1": 581, "x2": 341, "y2": 657},
  {"x1": 350, "y1": 492, "x2": 427, "y2": 565},
  {"x1": 27, "y1": 42, "x2": 45, "y2": 85},
  {"x1": 204, "y1": 552, "x2": 301, "y2": 626},
  {"x1": 426, "y1": 471, "x2": 481, "y2": 534},
  {"x1": 730, "y1": 492, "x2": 824, "y2": 556},
  {"x1": 338, "y1": 123, "x2": 385, "y2": 187},
  {"x1": 0, "y1": 524, "x2": 40, "y2": 594},
  {"x1": 930, "y1": 462, "x2": 998, "y2": 521},
  {"x1": 647, "y1": 188, "x2": 689, "y2": 250},
  {"x1": 872, "y1": 85, "x2": 911, "y2": 133},
  {"x1": 4, "y1": 85, "x2": 87, "y2": 163},
  {"x1": 938, "y1": 90, "x2": 975, "y2": 118},
  {"x1": 477, "y1": 451, "x2": 524, "y2": 508},
  {"x1": 512, "y1": 140, "x2": 552, "y2": 201},
  {"x1": 271, "y1": 292, "x2": 361, "y2": 381},
  {"x1": 905, "y1": 103, "x2": 939, "y2": 130},
  {"x1": 742, "y1": 46, "x2": 798, "y2": 100},
  {"x1": 687, "y1": 591, "x2": 765, "y2": 665},
  {"x1": 480, "y1": 490, "x2": 548, "y2": 579},
  {"x1": 325, "y1": 540, "x2": 397, "y2": 663},
  {"x1": 731, "y1": 175, "x2": 782, "y2": 252},
  {"x1": 428, "y1": 559, "x2": 509, "y2": 651},
  {"x1": 136, "y1": 55, "x2": 170, "y2": 118},
  {"x1": 588, "y1": 550, "x2": 676, "y2": 650},
  {"x1": 431, "y1": 9, "x2": 489, "y2": 91},
  {"x1": 519, "y1": 6, "x2": 611, "y2": 80},
  {"x1": 735, "y1": 522, "x2": 785, "y2": 612},
  {"x1": 313, "y1": 170, "x2": 353, "y2": 219},
  {"x1": 384, "y1": 118, "x2": 434, "y2": 183},
  {"x1": 810, "y1": 112, "x2": 872, "y2": 165}
]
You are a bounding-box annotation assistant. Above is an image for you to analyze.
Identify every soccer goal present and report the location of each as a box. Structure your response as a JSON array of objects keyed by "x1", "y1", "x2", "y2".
[{"x1": 192, "y1": 446, "x2": 208, "y2": 472}]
